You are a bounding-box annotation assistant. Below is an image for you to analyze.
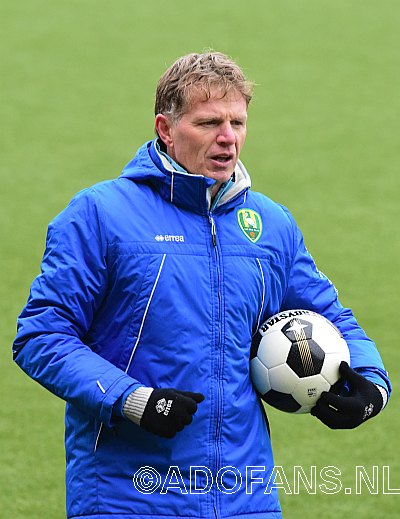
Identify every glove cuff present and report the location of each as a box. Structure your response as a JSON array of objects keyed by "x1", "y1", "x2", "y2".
[
  {"x1": 375, "y1": 384, "x2": 388, "y2": 410},
  {"x1": 123, "y1": 387, "x2": 154, "y2": 425}
]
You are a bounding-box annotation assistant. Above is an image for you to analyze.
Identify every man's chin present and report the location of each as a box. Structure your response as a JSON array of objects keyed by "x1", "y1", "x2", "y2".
[{"x1": 203, "y1": 168, "x2": 236, "y2": 184}]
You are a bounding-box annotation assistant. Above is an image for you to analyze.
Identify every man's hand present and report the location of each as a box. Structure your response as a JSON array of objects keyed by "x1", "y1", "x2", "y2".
[
  {"x1": 311, "y1": 362, "x2": 384, "y2": 429},
  {"x1": 139, "y1": 388, "x2": 204, "y2": 438}
]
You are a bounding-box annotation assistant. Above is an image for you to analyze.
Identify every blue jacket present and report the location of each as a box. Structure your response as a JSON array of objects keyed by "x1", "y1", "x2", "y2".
[{"x1": 13, "y1": 140, "x2": 390, "y2": 519}]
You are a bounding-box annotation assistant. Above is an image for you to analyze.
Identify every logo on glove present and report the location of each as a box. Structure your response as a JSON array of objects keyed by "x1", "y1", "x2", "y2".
[
  {"x1": 363, "y1": 403, "x2": 374, "y2": 420},
  {"x1": 156, "y1": 398, "x2": 173, "y2": 416}
]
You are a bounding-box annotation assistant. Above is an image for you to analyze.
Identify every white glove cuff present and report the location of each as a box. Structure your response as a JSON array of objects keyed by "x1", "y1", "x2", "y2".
[
  {"x1": 375, "y1": 385, "x2": 388, "y2": 410},
  {"x1": 123, "y1": 386, "x2": 154, "y2": 425}
]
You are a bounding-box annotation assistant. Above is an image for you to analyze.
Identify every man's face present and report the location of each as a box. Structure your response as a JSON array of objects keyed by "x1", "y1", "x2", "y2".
[{"x1": 157, "y1": 87, "x2": 248, "y2": 185}]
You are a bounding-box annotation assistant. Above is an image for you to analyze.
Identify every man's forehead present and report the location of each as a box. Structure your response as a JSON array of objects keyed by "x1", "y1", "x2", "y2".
[{"x1": 184, "y1": 86, "x2": 248, "y2": 115}]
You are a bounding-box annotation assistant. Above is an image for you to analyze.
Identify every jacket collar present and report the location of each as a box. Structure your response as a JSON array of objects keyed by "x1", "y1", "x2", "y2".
[{"x1": 120, "y1": 140, "x2": 251, "y2": 215}]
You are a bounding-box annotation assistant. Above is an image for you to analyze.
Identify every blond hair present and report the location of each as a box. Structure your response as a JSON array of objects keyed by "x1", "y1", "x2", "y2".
[{"x1": 155, "y1": 51, "x2": 254, "y2": 123}]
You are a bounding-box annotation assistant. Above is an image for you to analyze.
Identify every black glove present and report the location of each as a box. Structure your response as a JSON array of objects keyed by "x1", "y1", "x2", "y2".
[
  {"x1": 140, "y1": 388, "x2": 205, "y2": 438},
  {"x1": 311, "y1": 362, "x2": 384, "y2": 429}
]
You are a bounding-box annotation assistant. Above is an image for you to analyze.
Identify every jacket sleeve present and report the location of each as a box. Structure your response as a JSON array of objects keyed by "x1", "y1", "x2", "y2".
[
  {"x1": 13, "y1": 188, "x2": 142, "y2": 427},
  {"x1": 280, "y1": 207, "x2": 391, "y2": 396}
]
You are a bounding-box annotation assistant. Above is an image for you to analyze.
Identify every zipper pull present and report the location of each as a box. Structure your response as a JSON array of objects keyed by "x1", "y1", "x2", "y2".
[{"x1": 209, "y1": 215, "x2": 217, "y2": 247}]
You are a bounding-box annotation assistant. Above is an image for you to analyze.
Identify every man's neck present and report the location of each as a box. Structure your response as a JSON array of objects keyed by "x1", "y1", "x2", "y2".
[
  {"x1": 210, "y1": 182, "x2": 223, "y2": 200},
  {"x1": 155, "y1": 138, "x2": 235, "y2": 208}
]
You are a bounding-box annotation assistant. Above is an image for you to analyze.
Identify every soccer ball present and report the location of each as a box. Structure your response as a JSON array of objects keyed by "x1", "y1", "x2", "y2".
[{"x1": 250, "y1": 310, "x2": 350, "y2": 413}]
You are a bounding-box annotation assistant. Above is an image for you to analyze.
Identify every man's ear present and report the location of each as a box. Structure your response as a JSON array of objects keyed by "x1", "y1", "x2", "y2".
[{"x1": 155, "y1": 114, "x2": 174, "y2": 148}]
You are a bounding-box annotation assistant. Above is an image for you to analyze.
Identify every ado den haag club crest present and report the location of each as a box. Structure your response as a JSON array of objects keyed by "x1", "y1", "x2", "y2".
[{"x1": 237, "y1": 208, "x2": 262, "y2": 243}]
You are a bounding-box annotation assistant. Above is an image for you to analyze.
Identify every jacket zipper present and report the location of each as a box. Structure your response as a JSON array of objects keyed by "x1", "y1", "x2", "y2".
[
  {"x1": 210, "y1": 214, "x2": 217, "y2": 247},
  {"x1": 209, "y1": 212, "x2": 222, "y2": 519}
]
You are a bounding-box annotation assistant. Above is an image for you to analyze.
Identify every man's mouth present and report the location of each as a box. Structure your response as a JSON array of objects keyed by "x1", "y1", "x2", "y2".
[{"x1": 209, "y1": 154, "x2": 234, "y2": 166}]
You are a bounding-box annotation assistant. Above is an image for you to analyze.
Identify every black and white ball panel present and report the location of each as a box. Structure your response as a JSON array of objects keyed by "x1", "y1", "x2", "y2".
[{"x1": 250, "y1": 310, "x2": 350, "y2": 414}]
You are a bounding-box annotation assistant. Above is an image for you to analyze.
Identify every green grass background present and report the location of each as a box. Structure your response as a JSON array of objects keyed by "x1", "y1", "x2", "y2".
[{"x1": 1, "y1": 0, "x2": 399, "y2": 517}]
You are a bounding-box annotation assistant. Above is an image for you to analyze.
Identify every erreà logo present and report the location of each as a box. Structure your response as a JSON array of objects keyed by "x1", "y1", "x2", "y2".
[
  {"x1": 155, "y1": 234, "x2": 185, "y2": 242},
  {"x1": 237, "y1": 208, "x2": 262, "y2": 243}
]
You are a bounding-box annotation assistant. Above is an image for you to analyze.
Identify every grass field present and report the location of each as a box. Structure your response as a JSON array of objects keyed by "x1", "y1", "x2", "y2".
[{"x1": 1, "y1": 1, "x2": 399, "y2": 517}]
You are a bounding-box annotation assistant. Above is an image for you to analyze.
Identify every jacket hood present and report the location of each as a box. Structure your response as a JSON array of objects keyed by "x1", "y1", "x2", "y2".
[{"x1": 120, "y1": 140, "x2": 251, "y2": 214}]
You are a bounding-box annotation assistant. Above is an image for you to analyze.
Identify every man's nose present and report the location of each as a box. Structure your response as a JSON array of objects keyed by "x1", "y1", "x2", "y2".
[{"x1": 216, "y1": 122, "x2": 236, "y2": 145}]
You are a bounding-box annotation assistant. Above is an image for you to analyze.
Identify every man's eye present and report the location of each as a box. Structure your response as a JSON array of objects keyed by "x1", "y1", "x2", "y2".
[{"x1": 232, "y1": 120, "x2": 244, "y2": 127}]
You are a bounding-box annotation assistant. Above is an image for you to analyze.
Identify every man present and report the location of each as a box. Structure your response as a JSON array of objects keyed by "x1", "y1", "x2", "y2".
[{"x1": 14, "y1": 52, "x2": 390, "y2": 519}]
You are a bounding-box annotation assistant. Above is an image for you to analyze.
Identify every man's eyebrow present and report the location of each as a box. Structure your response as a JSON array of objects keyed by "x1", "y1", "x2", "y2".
[
  {"x1": 194, "y1": 113, "x2": 247, "y2": 123},
  {"x1": 195, "y1": 115, "x2": 223, "y2": 122}
]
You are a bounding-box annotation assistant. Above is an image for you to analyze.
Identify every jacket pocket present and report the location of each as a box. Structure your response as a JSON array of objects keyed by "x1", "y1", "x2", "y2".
[
  {"x1": 118, "y1": 253, "x2": 167, "y2": 374},
  {"x1": 253, "y1": 257, "x2": 267, "y2": 336}
]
